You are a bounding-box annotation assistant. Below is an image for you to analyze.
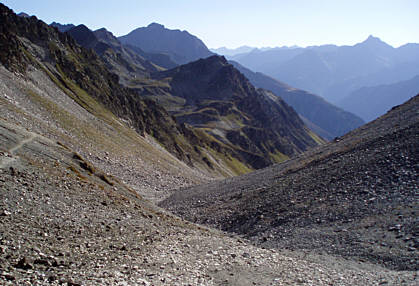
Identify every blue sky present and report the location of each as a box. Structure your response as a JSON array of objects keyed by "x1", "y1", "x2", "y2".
[{"x1": 2, "y1": 0, "x2": 418, "y2": 48}]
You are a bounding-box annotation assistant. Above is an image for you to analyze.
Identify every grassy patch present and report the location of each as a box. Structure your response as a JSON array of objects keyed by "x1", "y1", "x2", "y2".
[
  {"x1": 309, "y1": 130, "x2": 326, "y2": 145},
  {"x1": 223, "y1": 154, "x2": 252, "y2": 175},
  {"x1": 269, "y1": 151, "x2": 289, "y2": 163},
  {"x1": 129, "y1": 78, "x2": 171, "y2": 88}
]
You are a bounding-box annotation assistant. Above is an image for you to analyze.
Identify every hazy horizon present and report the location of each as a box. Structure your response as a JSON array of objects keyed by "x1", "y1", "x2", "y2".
[{"x1": 2, "y1": 0, "x2": 418, "y2": 49}]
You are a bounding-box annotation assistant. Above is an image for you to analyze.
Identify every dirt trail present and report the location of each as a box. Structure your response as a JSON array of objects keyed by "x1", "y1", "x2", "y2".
[{"x1": 0, "y1": 131, "x2": 37, "y2": 169}]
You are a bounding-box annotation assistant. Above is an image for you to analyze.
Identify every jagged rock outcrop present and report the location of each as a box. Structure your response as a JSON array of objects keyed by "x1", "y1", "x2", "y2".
[{"x1": 50, "y1": 22, "x2": 75, "y2": 32}]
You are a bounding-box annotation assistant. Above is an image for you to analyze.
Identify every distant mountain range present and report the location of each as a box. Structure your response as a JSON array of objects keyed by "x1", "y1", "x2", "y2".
[
  {"x1": 210, "y1": 46, "x2": 256, "y2": 57},
  {"x1": 339, "y1": 75, "x2": 419, "y2": 122},
  {"x1": 119, "y1": 23, "x2": 214, "y2": 65},
  {"x1": 228, "y1": 36, "x2": 419, "y2": 120},
  {"x1": 230, "y1": 61, "x2": 364, "y2": 139},
  {"x1": 48, "y1": 20, "x2": 417, "y2": 137}
]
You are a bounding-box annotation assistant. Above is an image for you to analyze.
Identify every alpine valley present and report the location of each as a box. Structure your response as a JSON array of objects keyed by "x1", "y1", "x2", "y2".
[{"x1": 0, "y1": 4, "x2": 417, "y2": 286}]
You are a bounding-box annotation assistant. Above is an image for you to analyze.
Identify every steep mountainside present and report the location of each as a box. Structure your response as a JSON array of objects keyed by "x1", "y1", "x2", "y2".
[
  {"x1": 119, "y1": 23, "x2": 214, "y2": 65},
  {"x1": 147, "y1": 56, "x2": 322, "y2": 169},
  {"x1": 339, "y1": 75, "x2": 419, "y2": 122},
  {"x1": 0, "y1": 3, "x2": 251, "y2": 182},
  {"x1": 91, "y1": 26, "x2": 178, "y2": 70},
  {"x1": 161, "y1": 95, "x2": 419, "y2": 271},
  {"x1": 230, "y1": 36, "x2": 419, "y2": 110},
  {"x1": 230, "y1": 61, "x2": 364, "y2": 139},
  {"x1": 65, "y1": 25, "x2": 161, "y2": 84},
  {"x1": 59, "y1": 23, "x2": 321, "y2": 173}
]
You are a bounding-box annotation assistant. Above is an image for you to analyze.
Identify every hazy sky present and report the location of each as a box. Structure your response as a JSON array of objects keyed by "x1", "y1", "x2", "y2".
[{"x1": 2, "y1": 0, "x2": 418, "y2": 48}]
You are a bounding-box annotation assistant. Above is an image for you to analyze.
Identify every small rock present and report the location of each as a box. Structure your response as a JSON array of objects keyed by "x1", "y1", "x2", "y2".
[
  {"x1": 15, "y1": 257, "x2": 33, "y2": 270},
  {"x1": 4, "y1": 273, "x2": 15, "y2": 281},
  {"x1": 1, "y1": 210, "x2": 11, "y2": 216}
]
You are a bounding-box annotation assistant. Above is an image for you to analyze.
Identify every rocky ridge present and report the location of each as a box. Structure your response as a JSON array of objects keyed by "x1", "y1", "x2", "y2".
[
  {"x1": 65, "y1": 25, "x2": 163, "y2": 84},
  {"x1": 148, "y1": 55, "x2": 322, "y2": 169}
]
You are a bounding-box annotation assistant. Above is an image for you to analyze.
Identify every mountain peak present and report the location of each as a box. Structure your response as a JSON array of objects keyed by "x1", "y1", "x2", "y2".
[
  {"x1": 361, "y1": 35, "x2": 390, "y2": 47},
  {"x1": 68, "y1": 24, "x2": 91, "y2": 35},
  {"x1": 119, "y1": 22, "x2": 213, "y2": 64},
  {"x1": 147, "y1": 22, "x2": 165, "y2": 29},
  {"x1": 50, "y1": 22, "x2": 75, "y2": 33},
  {"x1": 366, "y1": 34, "x2": 380, "y2": 41},
  {"x1": 354, "y1": 35, "x2": 394, "y2": 51},
  {"x1": 17, "y1": 12, "x2": 30, "y2": 18},
  {"x1": 95, "y1": 27, "x2": 108, "y2": 33},
  {"x1": 206, "y1": 54, "x2": 228, "y2": 64}
]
